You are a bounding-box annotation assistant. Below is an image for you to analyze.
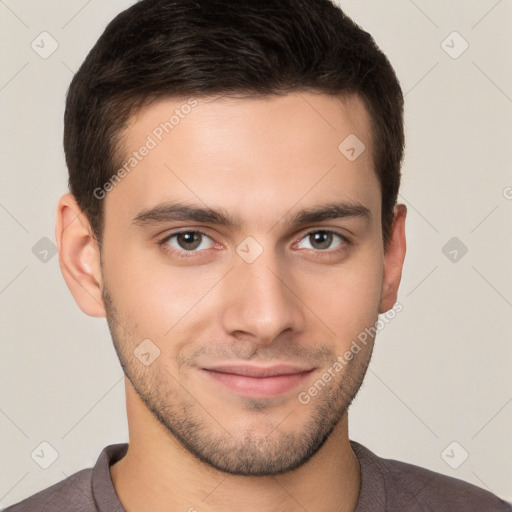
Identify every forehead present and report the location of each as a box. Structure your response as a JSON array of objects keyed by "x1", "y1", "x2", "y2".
[{"x1": 105, "y1": 92, "x2": 380, "y2": 231}]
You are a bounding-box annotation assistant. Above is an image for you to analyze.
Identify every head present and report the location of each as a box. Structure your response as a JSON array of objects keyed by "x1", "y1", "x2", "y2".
[{"x1": 57, "y1": 0, "x2": 406, "y2": 476}]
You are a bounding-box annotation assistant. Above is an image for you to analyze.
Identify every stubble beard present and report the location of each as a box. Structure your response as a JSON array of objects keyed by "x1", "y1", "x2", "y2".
[{"x1": 102, "y1": 284, "x2": 374, "y2": 476}]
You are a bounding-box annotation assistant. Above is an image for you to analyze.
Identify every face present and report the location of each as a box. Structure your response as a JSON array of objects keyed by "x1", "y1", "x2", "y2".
[{"x1": 96, "y1": 92, "x2": 392, "y2": 475}]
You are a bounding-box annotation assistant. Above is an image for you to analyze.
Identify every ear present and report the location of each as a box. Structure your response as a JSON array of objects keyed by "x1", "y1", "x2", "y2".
[
  {"x1": 379, "y1": 204, "x2": 407, "y2": 313},
  {"x1": 55, "y1": 193, "x2": 106, "y2": 317}
]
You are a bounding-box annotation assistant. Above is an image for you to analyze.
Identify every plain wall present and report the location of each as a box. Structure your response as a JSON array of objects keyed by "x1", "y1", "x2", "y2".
[{"x1": 1, "y1": 0, "x2": 511, "y2": 506}]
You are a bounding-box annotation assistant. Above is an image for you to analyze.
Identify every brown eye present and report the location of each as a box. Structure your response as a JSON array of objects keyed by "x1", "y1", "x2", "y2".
[
  {"x1": 163, "y1": 231, "x2": 214, "y2": 253},
  {"x1": 309, "y1": 231, "x2": 333, "y2": 250},
  {"x1": 176, "y1": 232, "x2": 202, "y2": 250},
  {"x1": 296, "y1": 230, "x2": 346, "y2": 252}
]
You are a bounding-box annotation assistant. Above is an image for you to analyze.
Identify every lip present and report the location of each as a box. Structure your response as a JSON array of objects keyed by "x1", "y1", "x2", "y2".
[{"x1": 201, "y1": 363, "x2": 315, "y2": 398}]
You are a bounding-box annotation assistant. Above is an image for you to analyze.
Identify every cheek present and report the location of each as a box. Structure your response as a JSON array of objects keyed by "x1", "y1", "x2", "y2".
[
  {"x1": 102, "y1": 232, "x2": 384, "y2": 352},
  {"x1": 300, "y1": 250, "x2": 383, "y2": 343},
  {"x1": 103, "y1": 246, "x2": 221, "y2": 339}
]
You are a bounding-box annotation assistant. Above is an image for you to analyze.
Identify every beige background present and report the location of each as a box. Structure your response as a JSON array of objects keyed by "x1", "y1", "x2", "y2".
[{"x1": 1, "y1": 0, "x2": 511, "y2": 507}]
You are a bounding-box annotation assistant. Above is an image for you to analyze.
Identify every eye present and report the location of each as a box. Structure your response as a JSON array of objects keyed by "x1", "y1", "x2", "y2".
[
  {"x1": 161, "y1": 230, "x2": 215, "y2": 255},
  {"x1": 159, "y1": 228, "x2": 350, "y2": 259},
  {"x1": 295, "y1": 230, "x2": 348, "y2": 252}
]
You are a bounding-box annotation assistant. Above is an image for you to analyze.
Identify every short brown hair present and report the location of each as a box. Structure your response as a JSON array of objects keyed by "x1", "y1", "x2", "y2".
[{"x1": 64, "y1": 0, "x2": 404, "y2": 246}]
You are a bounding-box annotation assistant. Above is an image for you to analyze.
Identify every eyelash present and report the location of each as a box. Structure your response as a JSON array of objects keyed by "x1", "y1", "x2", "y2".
[{"x1": 158, "y1": 229, "x2": 351, "y2": 259}]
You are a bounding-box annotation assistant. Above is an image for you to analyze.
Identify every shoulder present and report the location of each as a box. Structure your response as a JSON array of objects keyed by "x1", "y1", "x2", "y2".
[
  {"x1": 382, "y1": 457, "x2": 512, "y2": 510},
  {"x1": 351, "y1": 440, "x2": 512, "y2": 511},
  {"x1": 2, "y1": 443, "x2": 128, "y2": 512},
  {"x1": 2, "y1": 468, "x2": 94, "y2": 512}
]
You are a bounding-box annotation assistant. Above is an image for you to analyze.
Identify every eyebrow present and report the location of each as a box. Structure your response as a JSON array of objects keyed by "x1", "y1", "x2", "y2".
[{"x1": 131, "y1": 200, "x2": 371, "y2": 229}]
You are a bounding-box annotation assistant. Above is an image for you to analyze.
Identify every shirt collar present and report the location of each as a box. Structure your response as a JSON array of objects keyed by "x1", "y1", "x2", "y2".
[{"x1": 92, "y1": 441, "x2": 382, "y2": 511}]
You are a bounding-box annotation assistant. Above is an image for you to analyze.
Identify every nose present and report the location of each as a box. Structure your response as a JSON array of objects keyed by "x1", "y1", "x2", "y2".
[{"x1": 220, "y1": 247, "x2": 306, "y2": 346}]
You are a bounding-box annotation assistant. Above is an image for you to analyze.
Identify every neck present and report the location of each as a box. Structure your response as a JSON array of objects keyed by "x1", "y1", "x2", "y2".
[{"x1": 110, "y1": 378, "x2": 361, "y2": 512}]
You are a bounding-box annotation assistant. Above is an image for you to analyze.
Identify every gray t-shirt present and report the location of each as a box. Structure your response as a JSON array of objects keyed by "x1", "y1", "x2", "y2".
[{"x1": 3, "y1": 441, "x2": 511, "y2": 511}]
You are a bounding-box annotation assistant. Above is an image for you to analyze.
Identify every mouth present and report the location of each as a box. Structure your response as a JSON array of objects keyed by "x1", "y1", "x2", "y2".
[{"x1": 201, "y1": 363, "x2": 315, "y2": 398}]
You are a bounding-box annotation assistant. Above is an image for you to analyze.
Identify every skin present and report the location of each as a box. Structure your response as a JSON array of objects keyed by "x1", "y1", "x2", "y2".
[{"x1": 55, "y1": 91, "x2": 407, "y2": 512}]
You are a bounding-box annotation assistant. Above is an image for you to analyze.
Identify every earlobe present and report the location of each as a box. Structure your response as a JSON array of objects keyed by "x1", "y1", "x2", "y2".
[
  {"x1": 379, "y1": 204, "x2": 407, "y2": 314},
  {"x1": 55, "y1": 193, "x2": 106, "y2": 317}
]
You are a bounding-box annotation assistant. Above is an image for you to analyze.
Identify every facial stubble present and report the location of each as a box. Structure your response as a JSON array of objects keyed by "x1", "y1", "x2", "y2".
[{"x1": 101, "y1": 283, "x2": 375, "y2": 476}]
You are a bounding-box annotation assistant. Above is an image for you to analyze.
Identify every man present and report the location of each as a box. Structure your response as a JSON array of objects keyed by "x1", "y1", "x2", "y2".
[{"x1": 5, "y1": 0, "x2": 510, "y2": 510}]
